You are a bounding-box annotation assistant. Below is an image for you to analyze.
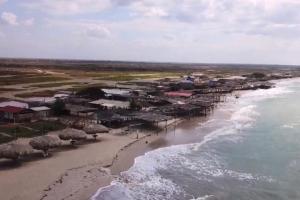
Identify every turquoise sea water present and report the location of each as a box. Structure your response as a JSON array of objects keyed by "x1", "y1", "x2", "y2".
[{"x1": 93, "y1": 78, "x2": 300, "y2": 200}]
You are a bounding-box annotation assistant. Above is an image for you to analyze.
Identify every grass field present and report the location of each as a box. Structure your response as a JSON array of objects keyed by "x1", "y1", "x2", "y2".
[
  {"x1": 87, "y1": 71, "x2": 184, "y2": 81},
  {"x1": 15, "y1": 90, "x2": 58, "y2": 98},
  {"x1": 0, "y1": 73, "x2": 70, "y2": 85},
  {"x1": 0, "y1": 88, "x2": 23, "y2": 93},
  {"x1": 30, "y1": 82, "x2": 80, "y2": 88}
]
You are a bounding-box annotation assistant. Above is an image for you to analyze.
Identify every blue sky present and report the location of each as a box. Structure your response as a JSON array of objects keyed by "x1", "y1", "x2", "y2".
[{"x1": 0, "y1": 0, "x2": 300, "y2": 65}]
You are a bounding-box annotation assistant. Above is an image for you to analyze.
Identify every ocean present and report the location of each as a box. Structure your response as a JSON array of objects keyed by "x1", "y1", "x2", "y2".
[{"x1": 93, "y1": 78, "x2": 300, "y2": 200}]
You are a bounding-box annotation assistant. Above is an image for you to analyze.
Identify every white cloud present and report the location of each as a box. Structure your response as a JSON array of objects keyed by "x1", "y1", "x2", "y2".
[
  {"x1": 23, "y1": 0, "x2": 111, "y2": 15},
  {"x1": 2, "y1": 0, "x2": 300, "y2": 64},
  {"x1": 23, "y1": 18, "x2": 35, "y2": 26},
  {"x1": 131, "y1": 2, "x2": 168, "y2": 17},
  {"x1": 0, "y1": 0, "x2": 7, "y2": 5},
  {"x1": 0, "y1": 31, "x2": 5, "y2": 38},
  {"x1": 82, "y1": 24, "x2": 111, "y2": 39},
  {"x1": 1, "y1": 12, "x2": 18, "y2": 26}
]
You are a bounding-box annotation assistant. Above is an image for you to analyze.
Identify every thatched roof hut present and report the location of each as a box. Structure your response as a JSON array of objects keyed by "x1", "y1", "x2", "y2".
[
  {"x1": 0, "y1": 132, "x2": 13, "y2": 143},
  {"x1": 29, "y1": 135, "x2": 61, "y2": 157},
  {"x1": 58, "y1": 128, "x2": 87, "y2": 142},
  {"x1": 0, "y1": 143, "x2": 33, "y2": 160},
  {"x1": 83, "y1": 124, "x2": 109, "y2": 135}
]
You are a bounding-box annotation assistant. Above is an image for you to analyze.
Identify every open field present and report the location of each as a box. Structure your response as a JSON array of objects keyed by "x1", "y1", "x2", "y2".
[
  {"x1": 0, "y1": 74, "x2": 70, "y2": 85},
  {"x1": 15, "y1": 90, "x2": 58, "y2": 98},
  {"x1": 0, "y1": 58, "x2": 299, "y2": 99},
  {"x1": 29, "y1": 82, "x2": 80, "y2": 88},
  {"x1": 0, "y1": 88, "x2": 23, "y2": 93}
]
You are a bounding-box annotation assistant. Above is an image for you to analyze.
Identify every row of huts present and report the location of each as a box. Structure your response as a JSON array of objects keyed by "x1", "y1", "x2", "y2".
[{"x1": 0, "y1": 72, "x2": 277, "y2": 128}]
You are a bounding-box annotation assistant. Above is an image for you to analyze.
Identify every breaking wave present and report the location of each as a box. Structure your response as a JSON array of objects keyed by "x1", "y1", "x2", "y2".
[{"x1": 92, "y1": 79, "x2": 295, "y2": 200}]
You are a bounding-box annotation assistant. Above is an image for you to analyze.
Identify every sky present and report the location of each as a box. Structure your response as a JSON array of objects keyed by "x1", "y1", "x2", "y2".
[{"x1": 0, "y1": 0, "x2": 300, "y2": 65}]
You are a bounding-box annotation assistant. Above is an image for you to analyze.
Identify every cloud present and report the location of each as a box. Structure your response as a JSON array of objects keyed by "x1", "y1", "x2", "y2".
[
  {"x1": 22, "y1": 0, "x2": 111, "y2": 15},
  {"x1": 82, "y1": 24, "x2": 111, "y2": 39},
  {"x1": 23, "y1": 18, "x2": 35, "y2": 26},
  {"x1": 0, "y1": 0, "x2": 7, "y2": 5},
  {"x1": 2, "y1": 0, "x2": 300, "y2": 64},
  {"x1": 0, "y1": 31, "x2": 5, "y2": 38},
  {"x1": 1, "y1": 12, "x2": 18, "y2": 26}
]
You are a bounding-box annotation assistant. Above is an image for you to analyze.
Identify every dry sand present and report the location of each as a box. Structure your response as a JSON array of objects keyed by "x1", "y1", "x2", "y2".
[
  {"x1": 0, "y1": 118, "x2": 207, "y2": 200},
  {"x1": 0, "y1": 133, "x2": 139, "y2": 200}
]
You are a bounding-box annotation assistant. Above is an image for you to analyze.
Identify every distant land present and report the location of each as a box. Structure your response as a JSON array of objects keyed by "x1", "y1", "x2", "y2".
[{"x1": 0, "y1": 58, "x2": 299, "y2": 72}]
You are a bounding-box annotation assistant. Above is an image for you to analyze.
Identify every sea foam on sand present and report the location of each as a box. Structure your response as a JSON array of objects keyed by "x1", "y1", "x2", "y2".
[{"x1": 92, "y1": 79, "x2": 294, "y2": 200}]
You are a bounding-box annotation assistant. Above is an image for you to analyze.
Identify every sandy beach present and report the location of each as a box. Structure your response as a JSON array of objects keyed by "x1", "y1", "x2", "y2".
[
  {"x1": 0, "y1": 117, "x2": 206, "y2": 200},
  {"x1": 0, "y1": 133, "x2": 141, "y2": 200}
]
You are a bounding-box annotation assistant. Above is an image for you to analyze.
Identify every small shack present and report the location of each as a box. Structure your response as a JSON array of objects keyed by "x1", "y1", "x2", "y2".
[
  {"x1": 96, "y1": 111, "x2": 132, "y2": 127},
  {"x1": 0, "y1": 101, "x2": 29, "y2": 109},
  {"x1": 31, "y1": 106, "x2": 51, "y2": 118},
  {"x1": 90, "y1": 99, "x2": 130, "y2": 110},
  {"x1": 164, "y1": 91, "x2": 193, "y2": 98},
  {"x1": 132, "y1": 112, "x2": 172, "y2": 127},
  {"x1": 0, "y1": 106, "x2": 33, "y2": 122},
  {"x1": 65, "y1": 104, "x2": 97, "y2": 117}
]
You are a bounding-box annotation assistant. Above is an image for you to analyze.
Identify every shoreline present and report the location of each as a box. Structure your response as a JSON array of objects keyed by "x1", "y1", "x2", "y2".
[
  {"x1": 41, "y1": 117, "x2": 201, "y2": 200},
  {"x1": 0, "y1": 84, "x2": 282, "y2": 200},
  {"x1": 41, "y1": 78, "x2": 299, "y2": 200},
  {"x1": 47, "y1": 102, "x2": 231, "y2": 200}
]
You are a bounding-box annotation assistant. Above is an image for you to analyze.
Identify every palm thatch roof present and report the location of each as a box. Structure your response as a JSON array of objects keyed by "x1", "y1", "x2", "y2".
[
  {"x1": 0, "y1": 132, "x2": 12, "y2": 138},
  {"x1": 58, "y1": 128, "x2": 87, "y2": 141},
  {"x1": 0, "y1": 143, "x2": 33, "y2": 160},
  {"x1": 83, "y1": 124, "x2": 109, "y2": 135},
  {"x1": 29, "y1": 135, "x2": 61, "y2": 152}
]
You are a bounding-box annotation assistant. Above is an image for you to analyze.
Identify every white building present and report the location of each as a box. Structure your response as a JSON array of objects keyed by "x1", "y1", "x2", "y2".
[
  {"x1": 89, "y1": 99, "x2": 130, "y2": 109},
  {"x1": 31, "y1": 106, "x2": 51, "y2": 118},
  {"x1": 0, "y1": 101, "x2": 29, "y2": 109}
]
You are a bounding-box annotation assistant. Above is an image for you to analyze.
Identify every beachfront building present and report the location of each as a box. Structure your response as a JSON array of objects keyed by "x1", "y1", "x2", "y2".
[
  {"x1": 65, "y1": 104, "x2": 97, "y2": 117},
  {"x1": 164, "y1": 91, "x2": 193, "y2": 98},
  {"x1": 89, "y1": 99, "x2": 130, "y2": 110},
  {"x1": 0, "y1": 106, "x2": 33, "y2": 122},
  {"x1": 0, "y1": 101, "x2": 29, "y2": 109},
  {"x1": 31, "y1": 106, "x2": 51, "y2": 118}
]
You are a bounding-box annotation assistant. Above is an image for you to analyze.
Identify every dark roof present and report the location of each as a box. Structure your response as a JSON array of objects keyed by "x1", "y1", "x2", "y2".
[
  {"x1": 132, "y1": 112, "x2": 172, "y2": 123},
  {"x1": 0, "y1": 106, "x2": 25, "y2": 113}
]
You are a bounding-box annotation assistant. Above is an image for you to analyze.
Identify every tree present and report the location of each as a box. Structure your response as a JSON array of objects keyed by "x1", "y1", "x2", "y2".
[
  {"x1": 250, "y1": 72, "x2": 266, "y2": 79},
  {"x1": 130, "y1": 99, "x2": 142, "y2": 111},
  {"x1": 76, "y1": 87, "x2": 105, "y2": 100},
  {"x1": 51, "y1": 99, "x2": 66, "y2": 116}
]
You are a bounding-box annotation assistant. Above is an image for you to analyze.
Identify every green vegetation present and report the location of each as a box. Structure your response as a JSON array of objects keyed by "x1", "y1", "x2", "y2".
[
  {"x1": 67, "y1": 83, "x2": 106, "y2": 92},
  {"x1": 0, "y1": 121, "x2": 66, "y2": 144},
  {"x1": 0, "y1": 74, "x2": 70, "y2": 85},
  {"x1": 130, "y1": 99, "x2": 142, "y2": 111},
  {"x1": 51, "y1": 99, "x2": 66, "y2": 116},
  {"x1": 27, "y1": 120, "x2": 66, "y2": 134},
  {"x1": 76, "y1": 87, "x2": 105, "y2": 100},
  {"x1": 15, "y1": 90, "x2": 57, "y2": 98},
  {"x1": 84, "y1": 71, "x2": 184, "y2": 81},
  {"x1": 0, "y1": 88, "x2": 22, "y2": 93},
  {"x1": 30, "y1": 82, "x2": 80, "y2": 88}
]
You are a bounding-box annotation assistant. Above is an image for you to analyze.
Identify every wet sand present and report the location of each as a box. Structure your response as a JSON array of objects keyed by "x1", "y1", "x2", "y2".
[
  {"x1": 62, "y1": 117, "x2": 209, "y2": 200},
  {"x1": 0, "y1": 116, "x2": 210, "y2": 200},
  {"x1": 0, "y1": 134, "x2": 140, "y2": 200}
]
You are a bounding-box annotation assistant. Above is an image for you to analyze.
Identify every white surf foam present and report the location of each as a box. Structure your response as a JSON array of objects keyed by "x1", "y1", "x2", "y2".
[{"x1": 92, "y1": 78, "x2": 296, "y2": 200}]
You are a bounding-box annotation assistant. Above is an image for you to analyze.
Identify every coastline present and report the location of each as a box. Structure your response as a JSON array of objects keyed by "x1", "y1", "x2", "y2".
[
  {"x1": 0, "y1": 87, "x2": 274, "y2": 200},
  {"x1": 47, "y1": 78, "x2": 298, "y2": 200},
  {"x1": 42, "y1": 117, "x2": 210, "y2": 200},
  {"x1": 62, "y1": 98, "x2": 235, "y2": 200}
]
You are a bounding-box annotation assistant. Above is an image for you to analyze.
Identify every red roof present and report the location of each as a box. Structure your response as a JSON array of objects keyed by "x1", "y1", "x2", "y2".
[
  {"x1": 165, "y1": 91, "x2": 193, "y2": 98},
  {"x1": 0, "y1": 106, "x2": 25, "y2": 113}
]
